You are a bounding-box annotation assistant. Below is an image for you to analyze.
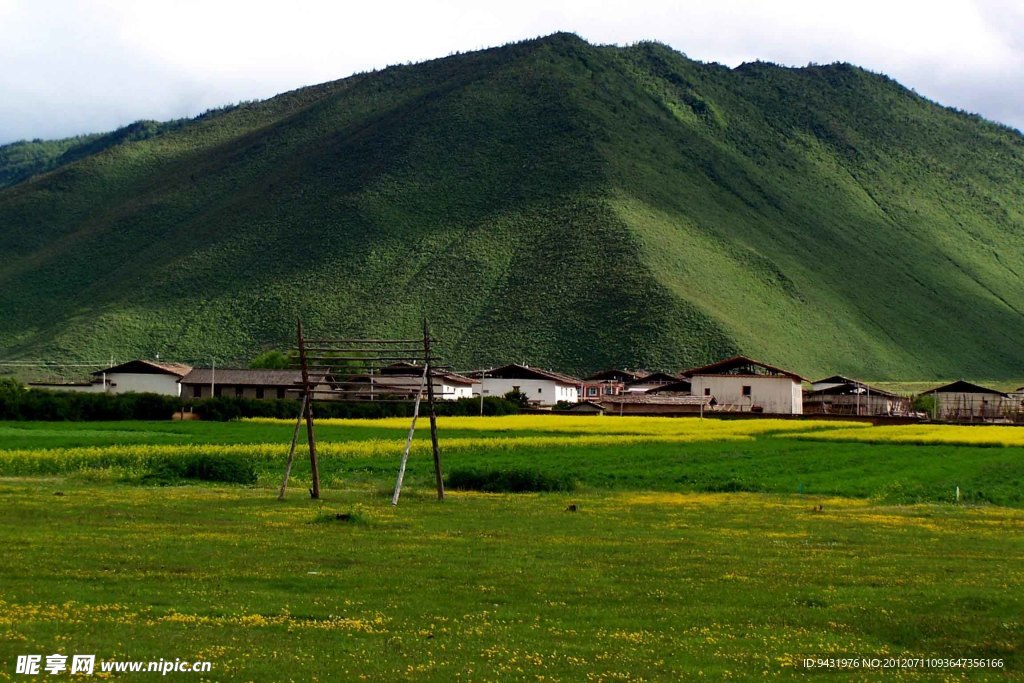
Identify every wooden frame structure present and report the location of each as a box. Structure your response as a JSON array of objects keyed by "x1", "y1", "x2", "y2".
[{"x1": 278, "y1": 318, "x2": 445, "y2": 503}]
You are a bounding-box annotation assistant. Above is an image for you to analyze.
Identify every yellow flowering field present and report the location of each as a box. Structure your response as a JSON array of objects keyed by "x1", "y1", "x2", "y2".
[
  {"x1": 784, "y1": 423, "x2": 1024, "y2": 448},
  {"x1": 248, "y1": 414, "x2": 868, "y2": 437}
]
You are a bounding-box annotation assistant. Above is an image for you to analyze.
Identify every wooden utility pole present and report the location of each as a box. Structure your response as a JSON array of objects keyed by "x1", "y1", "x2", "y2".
[
  {"x1": 297, "y1": 318, "x2": 321, "y2": 499},
  {"x1": 280, "y1": 321, "x2": 446, "y2": 503},
  {"x1": 423, "y1": 318, "x2": 445, "y2": 501},
  {"x1": 278, "y1": 393, "x2": 309, "y2": 500},
  {"x1": 392, "y1": 365, "x2": 428, "y2": 506}
]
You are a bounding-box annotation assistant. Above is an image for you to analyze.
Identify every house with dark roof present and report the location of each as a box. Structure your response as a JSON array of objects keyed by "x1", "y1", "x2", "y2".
[
  {"x1": 30, "y1": 359, "x2": 192, "y2": 396},
  {"x1": 557, "y1": 400, "x2": 607, "y2": 414},
  {"x1": 804, "y1": 381, "x2": 912, "y2": 416},
  {"x1": 922, "y1": 380, "x2": 1012, "y2": 421},
  {"x1": 646, "y1": 379, "x2": 693, "y2": 394},
  {"x1": 624, "y1": 371, "x2": 682, "y2": 393},
  {"x1": 468, "y1": 364, "x2": 579, "y2": 406},
  {"x1": 681, "y1": 355, "x2": 804, "y2": 414},
  {"x1": 179, "y1": 368, "x2": 306, "y2": 400},
  {"x1": 338, "y1": 362, "x2": 476, "y2": 401},
  {"x1": 600, "y1": 393, "x2": 716, "y2": 416},
  {"x1": 810, "y1": 375, "x2": 859, "y2": 392}
]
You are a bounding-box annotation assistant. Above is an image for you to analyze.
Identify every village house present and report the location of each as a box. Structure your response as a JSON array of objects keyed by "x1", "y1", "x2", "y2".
[
  {"x1": 579, "y1": 369, "x2": 640, "y2": 401},
  {"x1": 336, "y1": 363, "x2": 476, "y2": 401},
  {"x1": 557, "y1": 400, "x2": 607, "y2": 414},
  {"x1": 469, "y1": 364, "x2": 579, "y2": 406},
  {"x1": 804, "y1": 380, "x2": 912, "y2": 416},
  {"x1": 601, "y1": 393, "x2": 716, "y2": 416},
  {"x1": 29, "y1": 359, "x2": 192, "y2": 397},
  {"x1": 1011, "y1": 387, "x2": 1024, "y2": 419},
  {"x1": 809, "y1": 375, "x2": 859, "y2": 392},
  {"x1": 921, "y1": 380, "x2": 1012, "y2": 422},
  {"x1": 646, "y1": 379, "x2": 693, "y2": 394},
  {"x1": 624, "y1": 371, "x2": 682, "y2": 393},
  {"x1": 178, "y1": 368, "x2": 308, "y2": 400},
  {"x1": 682, "y1": 355, "x2": 804, "y2": 414}
]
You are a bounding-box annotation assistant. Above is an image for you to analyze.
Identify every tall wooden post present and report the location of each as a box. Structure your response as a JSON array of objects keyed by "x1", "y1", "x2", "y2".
[
  {"x1": 423, "y1": 318, "x2": 444, "y2": 501},
  {"x1": 297, "y1": 318, "x2": 321, "y2": 499},
  {"x1": 278, "y1": 393, "x2": 309, "y2": 501}
]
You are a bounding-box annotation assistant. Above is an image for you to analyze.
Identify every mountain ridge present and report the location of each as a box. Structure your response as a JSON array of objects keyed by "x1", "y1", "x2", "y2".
[{"x1": 1, "y1": 33, "x2": 1021, "y2": 378}]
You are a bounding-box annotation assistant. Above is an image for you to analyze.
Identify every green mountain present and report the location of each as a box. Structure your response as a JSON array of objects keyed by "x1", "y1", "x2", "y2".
[{"x1": 1, "y1": 33, "x2": 1022, "y2": 379}]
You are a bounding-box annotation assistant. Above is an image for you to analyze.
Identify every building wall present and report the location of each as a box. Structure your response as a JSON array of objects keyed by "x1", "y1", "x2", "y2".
[
  {"x1": 472, "y1": 378, "x2": 578, "y2": 405},
  {"x1": 183, "y1": 385, "x2": 292, "y2": 400},
  {"x1": 804, "y1": 394, "x2": 908, "y2": 416},
  {"x1": 689, "y1": 375, "x2": 802, "y2": 414},
  {"x1": 105, "y1": 372, "x2": 182, "y2": 397},
  {"x1": 444, "y1": 384, "x2": 474, "y2": 400},
  {"x1": 608, "y1": 403, "x2": 705, "y2": 415},
  {"x1": 580, "y1": 381, "x2": 625, "y2": 399}
]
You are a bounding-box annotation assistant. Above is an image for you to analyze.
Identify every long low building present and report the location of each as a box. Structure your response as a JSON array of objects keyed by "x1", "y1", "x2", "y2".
[
  {"x1": 922, "y1": 380, "x2": 1012, "y2": 421},
  {"x1": 804, "y1": 380, "x2": 912, "y2": 416},
  {"x1": 600, "y1": 393, "x2": 717, "y2": 415},
  {"x1": 179, "y1": 368, "x2": 304, "y2": 400}
]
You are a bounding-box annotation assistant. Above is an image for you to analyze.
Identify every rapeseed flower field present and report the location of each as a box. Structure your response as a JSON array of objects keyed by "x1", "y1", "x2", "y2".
[{"x1": 784, "y1": 423, "x2": 1024, "y2": 448}]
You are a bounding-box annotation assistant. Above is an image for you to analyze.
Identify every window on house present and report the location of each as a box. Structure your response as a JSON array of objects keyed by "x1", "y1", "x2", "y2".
[
  {"x1": 538, "y1": 388, "x2": 543, "y2": 394},
  {"x1": 276, "y1": 387, "x2": 286, "y2": 399},
  {"x1": 704, "y1": 388, "x2": 711, "y2": 396},
  {"x1": 192, "y1": 385, "x2": 201, "y2": 399},
  {"x1": 214, "y1": 386, "x2": 222, "y2": 398},
  {"x1": 742, "y1": 385, "x2": 752, "y2": 397},
  {"x1": 235, "y1": 386, "x2": 244, "y2": 398},
  {"x1": 256, "y1": 388, "x2": 264, "y2": 400},
  {"x1": 587, "y1": 387, "x2": 598, "y2": 396}
]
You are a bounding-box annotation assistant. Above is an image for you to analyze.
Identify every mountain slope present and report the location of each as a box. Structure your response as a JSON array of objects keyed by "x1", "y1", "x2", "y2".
[{"x1": 0, "y1": 33, "x2": 1021, "y2": 378}]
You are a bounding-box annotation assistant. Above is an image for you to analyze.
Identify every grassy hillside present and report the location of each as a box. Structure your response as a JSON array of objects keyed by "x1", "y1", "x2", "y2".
[{"x1": 0, "y1": 33, "x2": 1021, "y2": 378}]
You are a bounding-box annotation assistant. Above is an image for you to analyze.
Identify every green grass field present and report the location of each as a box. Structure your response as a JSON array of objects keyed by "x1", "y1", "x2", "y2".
[{"x1": 1, "y1": 416, "x2": 1022, "y2": 680}]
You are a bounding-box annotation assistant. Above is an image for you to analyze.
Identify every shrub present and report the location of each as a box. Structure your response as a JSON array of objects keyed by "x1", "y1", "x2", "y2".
[
  {"x1": 142, "y1": 453, "x2": 257, "y2": 485},
  {"x1": 0, "y1": 388, "x2": 180, "y2": 421},
  {"x1": 446, "y1": 467, "x2": 575, "y2": 493}
]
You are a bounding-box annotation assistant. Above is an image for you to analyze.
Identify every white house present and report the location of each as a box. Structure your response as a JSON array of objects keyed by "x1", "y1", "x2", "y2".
[
  {"x1": 470, "y1": 364, "x2": 579, "y2": 406},
  {"x1": 438, "y1": 373, "x2": 476, "y2": 400},
  {"x1": 29, "y1": 359, "x2": 192, "y2": 396},
  {"x1": 365, "y1": 363, "x2": 476, "y2": 401},
  {"x1": 682, "y1": 355, "x2": 804, "y2": 414}
]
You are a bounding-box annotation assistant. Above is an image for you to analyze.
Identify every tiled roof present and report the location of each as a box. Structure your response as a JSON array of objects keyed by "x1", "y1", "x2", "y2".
[
  {"x1": 681, "y1": 355, "x2": 804, "y2": 382},
  {"x1": 922, "y1": 380, "x2": 1009, "y2": 397},
  {"x1": 179, "y1": 368, "x2": 308, "y2": 387},
  {"x1": 601, "y1": 393, "x2": 714, "y2": 406},
  {"x1": 92, "y1": 359, "x2": 192, "y2": 378}
]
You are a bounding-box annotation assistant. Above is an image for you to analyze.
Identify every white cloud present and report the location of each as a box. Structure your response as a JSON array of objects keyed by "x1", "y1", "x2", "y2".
[{"x1": 0, "y1": 0, "x2": 1021, "y2": 143}]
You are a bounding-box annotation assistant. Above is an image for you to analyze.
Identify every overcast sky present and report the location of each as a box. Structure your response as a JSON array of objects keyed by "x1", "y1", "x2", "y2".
[{"x1": 1, "y1": 0, "x2": 1021, "y2": 145}]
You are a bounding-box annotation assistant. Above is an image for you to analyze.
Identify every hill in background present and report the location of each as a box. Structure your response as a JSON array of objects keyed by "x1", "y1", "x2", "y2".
[{"x1": 1, "y1": 33, "x2": 1022, "y2": 379}]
